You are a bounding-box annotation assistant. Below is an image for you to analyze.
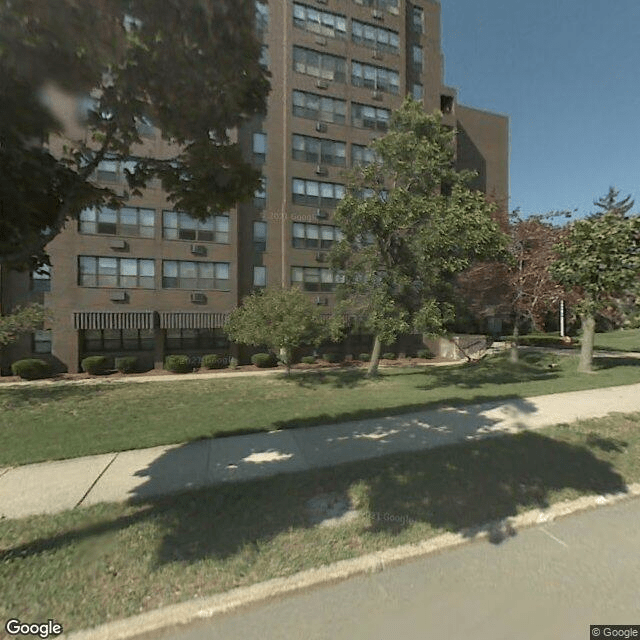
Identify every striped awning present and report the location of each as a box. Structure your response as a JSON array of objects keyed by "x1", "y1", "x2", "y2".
[
  {"x1": 160, "y1": 312, "x2": 229, "y2": 329},
  {"x1": 73, "y1": 311, "x2": 155, "y2": 330}
]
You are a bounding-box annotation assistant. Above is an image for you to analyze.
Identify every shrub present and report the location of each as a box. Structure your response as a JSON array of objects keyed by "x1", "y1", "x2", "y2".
[
  {"x1": 164, "y1": 355, "x2": 191, "y2": 373},
  {"x1": 11, "y1": 358, "x2": 51, "y2": 380},
  {"x1": 202, "y1": 354, "x2": 227, "y2": 369},
  {"x1": 301, "y1": 355, "x2": 316, "y2": 364},
  {"x1": 229, "y1": 357, "x2": 239, "y2": 370},
  {"x1": 417, "y1": 348, "x2": 435, "y2": 359},
  {"x1": 358, "y1": 353, "x2": 371, "y2": 361},
  {"x1": 115, "y1": 356, "x2": 137, "y2": 374},
  {"x1": 251, "y1": 352, "x2": 278, "y2": 368},
  {"x1": 514, "y1": 334, "x2": 580, "y2": 348},
  {"x1": 322, "y1": 352, "x2": 342, "y2": 363},
  {"x1": 382, "y1": 352, "x2": 396, "y2": 360},
  {"x1": 81, "y1": 356, "x2": 110, "y2": 375}
]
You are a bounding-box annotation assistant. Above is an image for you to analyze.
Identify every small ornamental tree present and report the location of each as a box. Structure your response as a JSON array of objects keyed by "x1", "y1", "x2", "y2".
[
  {"x1": 550, "y1": 190, "x2": 640, "y2": 373},
  {"x1": 224, "y1": 288, "x2": 328, "y2": 374},
  {"x1": 330, "y1": 97, "x2": 509, "y2": 376},
  {"x1": 0, "y1": 304, "x2": 47, "y2": 348}
]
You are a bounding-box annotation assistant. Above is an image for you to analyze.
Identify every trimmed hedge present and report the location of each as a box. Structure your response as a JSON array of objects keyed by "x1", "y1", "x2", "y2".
[
  {"x1": 202, "y1": 354, "x2": 227, "y2": 369},
  {"x1": 322, "y1": 353, "x2": 342, "y2": 363},
  {"x1": 11, "y1": 358, "x2": 51, "y2": 380},
  {"x1": 301, "y1": 356, "x2": 316, "y2": 364},
  {"x1": 251, "y1": 353, "x2": 278, "y2": 368},
  {"x1": 115, "y1": 356, "x2": 137, "y2": 374},
  {"x1": 512, "y1": 334, "x2": 579, "y2": 348},
  {"x1": 164, "y1": 355, "x2": 191, "y2": 373},
  {"x1": 417, "y1": 348, "x2": 435, "y2": 359},
  {"x1": 358, "y1": 353, "x2": 371, "y2": 361},
  {"x1": 382, "y1": 352, "x2": 396, "y2": 360},
  {"x1": 81, "y1": 356, "x2": 110, "y2": 375}
]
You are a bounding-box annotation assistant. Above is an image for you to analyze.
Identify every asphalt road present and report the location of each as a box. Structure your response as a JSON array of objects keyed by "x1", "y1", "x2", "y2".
[{"x1": 151, "y1": 498, "x2": 640, "y2": 640}]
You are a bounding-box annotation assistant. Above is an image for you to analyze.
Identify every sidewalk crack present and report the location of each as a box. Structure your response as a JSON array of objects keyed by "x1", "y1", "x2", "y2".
[{"x1": 74, "y1": 453, "x2": 119, "y2": 509}]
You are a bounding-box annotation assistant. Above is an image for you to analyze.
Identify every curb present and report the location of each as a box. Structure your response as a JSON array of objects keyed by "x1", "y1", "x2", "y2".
[{"x1": 66, "y1": 482, "x2": 640, "y2": 640}]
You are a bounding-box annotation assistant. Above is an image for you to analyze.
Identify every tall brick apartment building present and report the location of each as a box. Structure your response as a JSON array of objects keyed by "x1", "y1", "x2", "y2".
[{"x1": 0, "y1": 0, "x2": 508, "y2": 374}]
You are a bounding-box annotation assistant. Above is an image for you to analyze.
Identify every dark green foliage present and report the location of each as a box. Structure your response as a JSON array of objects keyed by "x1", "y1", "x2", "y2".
[
  {"x1": 382, "y1": 352, "x2": 396, "y2": 360},
  {"x1": 114, "y1": 357, "x2": 137, "y2": 374},
  {"x1": 417, "y1": 348, "x2": 435, "y2": 359},
  {"x1": 301, "y1": 356, "x2": 316, "y2": 364},
  {"x1": 164, "y1": 355, "x2": 191, "y2": 374},
  {"x1": 81, "y1": 356, "x2": 110, "y2": 375},
  {"x1": 202, "y1": 354, "x2": 226, "y2": 370},
  {"x1": 251, "y1": 353, "x2": 278, "y2": 368},
  {"x1": 322, "y1": 353, "x2": 342, "y2": 363},
  {"x1": 515, "y1": 335, "x2": 578, "y2": 348},
  {"x1": 358, "y1": 353, "x2": 371, "y2": 361},
  {"x1": 10, "y1": 358, "x2": 51, "y2": 380}
]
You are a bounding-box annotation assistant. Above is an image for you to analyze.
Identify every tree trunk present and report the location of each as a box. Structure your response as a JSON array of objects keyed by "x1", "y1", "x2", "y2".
[
  {"x1": 510, "y1": 320, "x2": 519, "y2": 363},
  {"x1": 279, "y1": 346, "x2": 291, "y2": 376},
  {"x1": 367, "y1": 334, "x2": 382, "y2": 377},
  {"x1": 578, "y1": 314, "x2": 596, "y2": 373}
]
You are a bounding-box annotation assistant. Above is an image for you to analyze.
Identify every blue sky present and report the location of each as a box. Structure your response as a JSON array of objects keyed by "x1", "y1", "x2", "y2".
[{"x1": 440, "y1": 0, "x2": 640, "y2": 219}]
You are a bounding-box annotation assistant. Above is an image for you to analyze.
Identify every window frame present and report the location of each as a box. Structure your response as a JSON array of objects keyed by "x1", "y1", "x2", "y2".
[
  {"x1": 162, "y1": 260, "x2": 231, "y2": 291},
  {"x1": 78, "y1": 256, "x2": 156, "y2": 289}
]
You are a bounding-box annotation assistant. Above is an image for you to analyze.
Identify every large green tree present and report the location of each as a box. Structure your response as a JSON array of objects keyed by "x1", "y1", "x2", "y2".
[
  {"x1": 224, "y1": 288, "x2": 328, "y2": 375},
  {"x1": 0, "y1": 0, "x2": 270, "y2": 270},
  {"x1": 550, "y1": 190, "x2": 640, "y2": 372},
  {"x1": 0, "y1": 304, "x2": 47, "y2": 348},
  {"x1": 330, "y1": 98, "x2": 509, "y2": 376}
]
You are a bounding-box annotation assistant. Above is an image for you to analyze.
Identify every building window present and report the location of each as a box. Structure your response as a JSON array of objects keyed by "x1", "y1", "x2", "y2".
[
  {"x1": 293, "y1": 46, "x2": 346, "y2": 83},
  {"x1": 291, "y1": 267, "x2": 344, "y2": 292},
  {"x1": 33, "y1": 330, "x2": 52, "y2": 354},
  {"x1": 351, "y1": 102, "x2": 390, "y2": 131},
  {"x1": 254, "y1": 177, "x2": 267, "y2": 209},
  {"x1": 162, "y1": 260, "x2": 230, "y2": 290},
  {"x1": 292, "y1": 90, "x2": 346, "y2": 124},
  {"x1": 292, "y1": 223, "x2": 343, "y2": 249},
  {"x1": 163, "y1": 211, "x2": 229, "y2": 243},
  {"x1": 351, "y1": 144, "x2": 379, "y2": 166},
  {"x1": 31, "y1": 265, "x2": 51, "y2": 292},
  {"x1": 255, "y1": 1, "x2": 269, "y2": 34},
  {"x1": 412, "y1": 83, "x2": 423, "y2": 102},
  {"x1": 412, "y1": 45, "x2": 423, "y2": 72},
  {"x1": 292, "y1": 179, "x2": 345, "y2": 208},
  {"x1": 253, "y1": 221, "x2": 267, "y2": 251},
  {"x1": 351, "y1": 20, "x2": 399, "y2": 54},
  {"x1": 352, "y1": 0, "x2": 399, "y2": 14},
  {"x1": 351, "y1": 61, "x2": 399, "y2": 94},
  {"x1": 83, "y1": 329, "x2": 155, "y2": 353},
  {"x1": 78, "y1": 256, "x2": 155, "y2": 288},
  {"x1": 252, "y1": 132, "x2": 267, "y2": 163},
  {"x1": 79, "y1": 206, "x2": 155, "y2": 238},
  {"x1": 94, "y1": 157, "x2": 138, "y2": 184},
  {"x1": 135, "y1": 115, "x2": 155, "y2": 138},
  {"x1": 165, "y1": 328, "x2": 228, "y2": 351},
  {"x1": 253, "y1": 266, "x2": 267, "y2": 288},
  {"x1": 292, "y1": 135, "x2": 346, "y2": 166},
  {"x1": 293, "y1": 3, "x2": 346, "y2": 39},
  {"x1": 259, "y1": 45, "x2": 269, "y2": 68},
  {"x1": 411, "y1": 6, "x2": 424, "y2": 33}
]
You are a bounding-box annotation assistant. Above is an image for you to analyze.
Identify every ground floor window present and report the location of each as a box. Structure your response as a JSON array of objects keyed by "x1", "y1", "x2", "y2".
[
  {"x1": 83, "y1": 329, "x2": 155, "y2": 352},
  {"x1": 33, "y1": 330, "x2": 52, "y2": 354},
  {"x1": 165, "y1": 328, "x2": 228, "y2": 351}
]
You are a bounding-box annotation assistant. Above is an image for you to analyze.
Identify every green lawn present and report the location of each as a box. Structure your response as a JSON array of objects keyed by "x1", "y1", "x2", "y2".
[
  {"x1": 2, "y1": 351, "x2": 640, "y2": 466},
  {"x1": 594, "y1": 328, "x2": 640, "y2": 351},
  {"x1": 1, "y1": 411, "x2": 639, "y2": 634}
]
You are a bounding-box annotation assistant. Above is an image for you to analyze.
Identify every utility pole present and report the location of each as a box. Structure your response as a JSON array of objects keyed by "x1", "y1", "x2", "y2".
[{"x1": 560, "y1": 300, "x2": 565, "y2": 337}]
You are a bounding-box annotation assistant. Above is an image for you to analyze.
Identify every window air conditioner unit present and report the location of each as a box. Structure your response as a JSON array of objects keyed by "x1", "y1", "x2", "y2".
[
  {"x1": 190, "y1": 292, "x2": 207, "y2": 303},
  {"x1": 110, "y1": 290, "x2": 127, "y2": 302},
  {"x1": 316, "y1": 79, "x2": 329, "y2": 89},
  {"x1": 316, "y1": 0, "x2": 328, "y2": 4},
  {"x1": 315, "y1": 165, "x2": 328, "y2": 176},
  {"x1": 110, "y1": 239, "x2": 127, "y2": 250},
  {"x1": 372, "y1": 51, "x2": 383, "y2": 61},
  {"x1": 315, "y1": 36, "x2": 327, "y2": 46},
  {"x1": 315, "y1": 209, "x2": 328, "y2": 219},
  {"x1": 190, "y1": 244, "x2": 207, "y2": 256},
  {"x1": 315, "y1": 252, "x2": 327, "y2": 262},
  {"x1": 372, "y1": 90, "x2": 383, "y2": 100},
  {"x1": 315, "y1": 121, "x2": 327, "y2": 133},
  {"x1": 315, "y1": 296, "x2": 329, "y2": 306},
  {"x1": 372, "y1": 9, "x2": 383, "y2": 19}
]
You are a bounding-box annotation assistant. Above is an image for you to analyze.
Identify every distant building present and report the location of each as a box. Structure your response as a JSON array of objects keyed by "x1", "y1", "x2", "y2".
[{"x1": 0, "y1": 0, "x2": 508, "y2": 373}]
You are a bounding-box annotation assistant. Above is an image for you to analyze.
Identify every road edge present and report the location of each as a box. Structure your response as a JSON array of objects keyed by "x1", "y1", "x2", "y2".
[{"x1": 66, "y1": 482, "x2": 640, "y2": 640}]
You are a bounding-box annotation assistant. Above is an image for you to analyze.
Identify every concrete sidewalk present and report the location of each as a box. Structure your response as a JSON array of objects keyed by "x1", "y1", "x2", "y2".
[{"x1": 1, "y1": 382, "x2": 640, "y2": 520}]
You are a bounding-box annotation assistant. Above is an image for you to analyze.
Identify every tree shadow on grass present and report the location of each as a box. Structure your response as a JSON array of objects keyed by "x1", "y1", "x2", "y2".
[
  {"x1": 277, "y1": 368, "x2": 374, "y2": 389},
  {"x1": 592, "y1": 356, "x2": 640, "y2": 370},
  {"x1": 0, "y1": 384, "x2": 114, "y2": 410}
]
